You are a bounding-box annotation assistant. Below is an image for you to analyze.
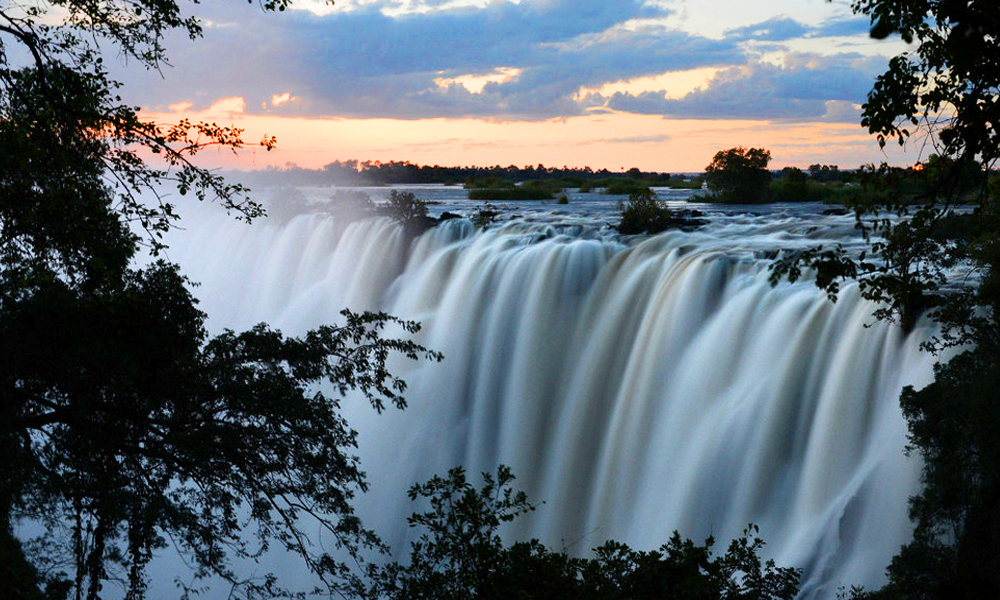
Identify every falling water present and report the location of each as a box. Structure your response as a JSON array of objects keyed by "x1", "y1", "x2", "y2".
[{"x1": 165, "y1": 192, "x2": 938, "y2": 598}]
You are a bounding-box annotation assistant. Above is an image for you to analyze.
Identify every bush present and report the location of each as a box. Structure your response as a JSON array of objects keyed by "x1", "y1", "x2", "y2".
[
  {"x1": 470, "y1": 203, "x2": 500, "y2": 229},
  {"x1": 468, "y1": 187, "x2": 553, "y2": 200},
  {"x1": 331, "y1": 189, "x2": 376, "y2": 211},
  {"x1": 383, "y1": 190, "x2": 428, "y2": 223},
  {"x1": 666, "y1": 176, "x2": 704, "y2": 189},
  {"x1": 618, "y1": 189, "x2": 675, "y2": 234},
  {"x1": 604, "y1": 178, "x2": 652, "y2": 196},
  {"x1": 329, "y1": 189, "x2": 376, "y2": 221},
  {"x1": 464, "y1": 176, "x2": 515, "y2": 189},
  {"x1": 266, "y1": 187, "x2": 312, "y2": 222},
  {"x1": 578, "y1": 178, "x2": 652, "y2": 195},
  {"x1": 521, "y1": 179, "x2": 570, "y2": 194}
]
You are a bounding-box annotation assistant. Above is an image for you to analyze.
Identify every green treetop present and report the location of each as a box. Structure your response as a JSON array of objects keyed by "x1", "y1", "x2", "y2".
[{"x1": 704, "y1": 147, "x2": 772, "y2": 204}]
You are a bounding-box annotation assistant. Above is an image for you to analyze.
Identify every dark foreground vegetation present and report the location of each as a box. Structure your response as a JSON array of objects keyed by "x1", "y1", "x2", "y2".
[
  {"x1": 772, "y1": 0, "x2": 1000, "y2": 598},
  {"x1": 367, "y1": 466, "x2": 800, "y2": 600},
  {"x1": 1, "y1": 0, "x2": 998, "y2": 597}
]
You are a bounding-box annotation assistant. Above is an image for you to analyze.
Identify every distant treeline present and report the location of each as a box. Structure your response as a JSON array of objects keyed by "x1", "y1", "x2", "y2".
[
  {"x1": 229, "y1": 160, "x2": 692, "y2": 188},
  {"x1": 229, "y1": 159, "x2": 925, "y2": 205}
]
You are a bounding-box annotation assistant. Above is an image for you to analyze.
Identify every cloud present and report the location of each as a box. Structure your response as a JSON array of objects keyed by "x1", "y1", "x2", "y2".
[
  {"x1": 725, "y1": 15, "x2": 874, "y2": 42},
  {"x1": 270, "y1": 92, "x2": 296, "y2": 106},
  {"x1": 725, "y1": 17, "x2": 810, "y2": 42},
  {"x1": 576, "y1": 134, "x2": 671, "y2": 145},
  {"x1": 603, "y1": 53, "x2": 882, "y2": 122},
  {"x1": 116, "y1": 0, "x2": 885, "y2": 122},
  {"x1": 813, "y1": 17, "x2": 872, "y2": 38}
]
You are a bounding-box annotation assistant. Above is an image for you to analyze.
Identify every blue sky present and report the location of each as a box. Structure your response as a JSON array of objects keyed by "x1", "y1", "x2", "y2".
[{"x1": 124, "y1": 0, "x2": 917, "y2": 170}]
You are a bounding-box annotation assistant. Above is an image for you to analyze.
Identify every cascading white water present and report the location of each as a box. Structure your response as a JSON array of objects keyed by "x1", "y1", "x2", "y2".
[{"x1": 165, "y1": 195, "x2": 938, "y2": 599}]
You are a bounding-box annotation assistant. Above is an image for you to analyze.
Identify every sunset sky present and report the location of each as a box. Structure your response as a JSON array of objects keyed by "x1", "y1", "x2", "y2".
[{"x1": 119, "y1": 0, "x2": 924, "y2": 172}]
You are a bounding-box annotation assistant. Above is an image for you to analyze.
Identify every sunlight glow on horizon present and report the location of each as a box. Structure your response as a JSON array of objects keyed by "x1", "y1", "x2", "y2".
[
  {"x1": 147, "y1": 95, "x2": 916, "y2": 173},
  {"x1": 125, "y1": 0, "x2": 923, "y2": 174}
]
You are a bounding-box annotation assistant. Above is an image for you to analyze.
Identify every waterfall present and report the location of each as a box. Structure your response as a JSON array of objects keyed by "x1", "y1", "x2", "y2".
[{"x1": 165, "y1": 203, "x2": 938, "y2": 598}]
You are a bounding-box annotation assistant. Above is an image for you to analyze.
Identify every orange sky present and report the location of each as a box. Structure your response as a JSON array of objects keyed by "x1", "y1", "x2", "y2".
[{"x1": 148, "y1": 97, "x2": 916, "y2": 173}]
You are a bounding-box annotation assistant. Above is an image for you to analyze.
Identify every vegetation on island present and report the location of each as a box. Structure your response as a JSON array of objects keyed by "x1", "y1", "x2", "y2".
[
  {"x1": 617, "y1": 189, "x2": 706, "y2": 235},
  {"x1": 664, "y1": 174, "x2": 705, "y2": 189},
  {"x1": 697, "y1": 148, "x2": 851, "y2": 204},
  {"x1": 464, "y1": 177, "x2": 565, "y2": 199},
  {"x1": 470, "y1": 203, "x2": 502, "y2": 229},
  {"x1": 468, "y1": 188, "x2": 555, "y2": 200},
  {"x1": 702, "y1": 147, "x2": 773, "y2": 204}
]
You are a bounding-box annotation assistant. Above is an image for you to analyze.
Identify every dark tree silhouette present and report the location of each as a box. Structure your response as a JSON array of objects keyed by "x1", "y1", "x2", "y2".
[
  {"x1": 704, "y1": 147, "x2": 772, "y2": 203},
  {"x1": 0, "y1": 0, "x2": 442, "y2": 598}
]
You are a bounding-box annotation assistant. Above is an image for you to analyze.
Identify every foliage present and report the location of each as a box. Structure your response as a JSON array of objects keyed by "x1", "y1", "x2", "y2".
[
  {"x1": 0, "y1": 0, "x2": 446, "y2": 597},
  {"x1": 0, "y1": 10, "x2": 274, "y2": 258},
  {"x1": 367, "y1": 466, "x2": 541, "y2": 600},
  {"x1": 577, "y1": 176, "x2": 667, "y2": 194},
  {"x1": 383, "y1": 190, "x2": 429, "y2": 223},
  {"x1": 246, "y1": 161, "x2": 668, "y2": 189},
  {"x1": 704, "y1": 147, "x2": 772, "y2": 203},
  {"x1": 2, "y1": 259, "x2": 442, "y2": 599},
  {"x1": 330, "y1": 189, "x2": 378, "y2": 220},
  {"x1": 618, "y1": 189, "x2": 675, "y2": 234},
  {"x1": 464, "y1": 177, "x2": 515, "y2": 189},
  {"x1": 468, "y1": 187, "x2": 554, "y2": 200},
  {"x1": 265, "y1": 186, "x2": 313, "y2": 222},
  {"x1": 808, "y1": 164, "x2": 847, "y2": 183},
  {"x1": 666, "y1": 175, "x2": 704, "y2": 190},
  {"x1": 776, "y1": 0, "x2": 1000, "y2": 598},
  {"x1": 618, "y1": 189, "x2": 705, "y2": 235},
  {"x1": 777, "y1": 167, "x2": 808, "y2": 200},
  {"x1": 601, "y1": 179, "x2": 653, "y2": 196},
  {"x1": 521, "y1": 179, "x2": 570, "y2": 194},
  {"x1": 368, "y1": 466, "x2": 800, "y2": 600},
  {"x1": 469, "y1": 203, "x2": 501, "y2": 229},
  {"x1": 855, "y1": 0, "x2": 999, "y2": 169},
  {"x1": 760, "y1": 168, "x2": 851, "y2": 203}
]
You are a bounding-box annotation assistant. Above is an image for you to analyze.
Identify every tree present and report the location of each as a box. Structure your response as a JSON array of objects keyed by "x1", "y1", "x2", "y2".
[
  {"x1": 3, "y1": 276, "x2": 440, "y2": 598},
  {"x1": 703, "y1": 147, "x2": 772, "y2": 203},
  {"x1": 0, "y1": 0, "x2": 443, "y2": 598},
  {"x1": 616, "y1": 188, "x2": 704, "y2": 235},
  {"x1": 776, "y1": 1, "x2": 1000, "y2": 597},
  {"x1": 775, "y1": 167, "x2": 809, "y2": 202},
  {"x1": 384, "y1": 190, "x2": 429, "y2": 223},
  {"x1": 368, "y1": 466, "x2": 800, "y2": 600}
]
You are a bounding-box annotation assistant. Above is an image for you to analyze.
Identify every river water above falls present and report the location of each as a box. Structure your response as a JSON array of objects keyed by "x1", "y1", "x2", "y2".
[{"x1": 163, "y1": 185, "x2": 939, "y2": 598}]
